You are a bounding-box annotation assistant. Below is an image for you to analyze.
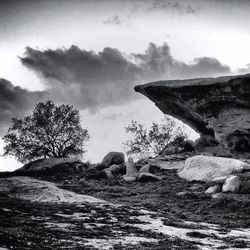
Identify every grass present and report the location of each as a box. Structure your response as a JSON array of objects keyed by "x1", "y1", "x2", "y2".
[
  {"x1": 0, "y1": 164, "x2": 250, "y2": 249},
  {"x1": 48, "y1": 167, "x2": 250, "y2": 228}
]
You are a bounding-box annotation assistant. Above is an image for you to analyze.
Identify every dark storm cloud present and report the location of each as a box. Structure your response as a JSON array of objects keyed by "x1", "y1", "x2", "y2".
[
  {"x1": 20, "y1": 45, "x2": 142, "y2": 110},
  {"x1": 20, "y1": 43, "x2": 231, "y2": 111},
  {"x1": 0, "y1": 78, "x2": 47, "y2": 134},
  {"x1": 132, "y1": 43, "x2": 230, "y2": 80}
]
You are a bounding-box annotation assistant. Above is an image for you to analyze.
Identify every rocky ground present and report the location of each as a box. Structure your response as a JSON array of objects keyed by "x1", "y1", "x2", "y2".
[{"x1": 0, "y1": 161, "x2": 250, "y2": 250}]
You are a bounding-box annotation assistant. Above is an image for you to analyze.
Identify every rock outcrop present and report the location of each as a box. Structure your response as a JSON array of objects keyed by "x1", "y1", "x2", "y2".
[
  {"x1": 135, "y1": 74, "x2": 250, "y2": 157},
  {"x1": 0, "y1": 176, "x2": 105, "y2": 204},
  {"x1": 18, "y1": 157, "x2": 84, "y2": 173}
]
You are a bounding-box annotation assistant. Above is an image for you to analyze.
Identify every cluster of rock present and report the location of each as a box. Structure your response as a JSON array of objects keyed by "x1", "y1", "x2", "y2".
[
  {"x1": 96, "y1": 152, "x2": 163, "y2": 182},
  {"x1": 206, "y1": 175, "x2": 240, "y2": 195},
  {"x1": 178, "y1": 155, "x2": 250, "y2": 195},
  {"x1": 96, "y1": 152, "x2": 250, "y2": 197},
  {"x1": 122, "y1": 157, "x2": 163, "y2": 182}
]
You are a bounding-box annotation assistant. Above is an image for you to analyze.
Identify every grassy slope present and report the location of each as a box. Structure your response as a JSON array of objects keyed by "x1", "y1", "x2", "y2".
[{"x1": 0, "y1": 166, "x2": 250, "y2": 249}]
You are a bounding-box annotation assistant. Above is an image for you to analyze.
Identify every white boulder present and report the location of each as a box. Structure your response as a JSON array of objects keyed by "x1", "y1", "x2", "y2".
[
  {"x1": 178, "y1": 155, "x2": 245, "y2": 182},
  {"x1": 222, "y1": 175, "x2": 240, "y2": 193}
]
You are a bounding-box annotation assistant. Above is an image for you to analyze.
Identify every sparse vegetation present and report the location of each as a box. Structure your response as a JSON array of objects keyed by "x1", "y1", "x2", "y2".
[{"x1": 124, "y1": 116, "x2": 188, "y2": 159}]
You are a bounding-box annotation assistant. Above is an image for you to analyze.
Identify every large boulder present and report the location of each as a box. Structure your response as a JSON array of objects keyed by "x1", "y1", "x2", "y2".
[
  {"x1": 135, "y1": 74, "x2": 250, "y2": 158},
  {"x1": 178, "y1": 155, "x2": 246, "y2": 182},
  {"x1": 96, "y1": 152, "x2": 125, "y2": 170}
]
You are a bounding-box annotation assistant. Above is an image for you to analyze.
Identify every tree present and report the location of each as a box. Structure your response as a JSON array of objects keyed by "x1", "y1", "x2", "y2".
[
  {"x1": 2, "y1": 100, "x2": 89, "y2": 163},
  {"x1": 123, "y1": 116, "x2": 188, "y2": 159}
]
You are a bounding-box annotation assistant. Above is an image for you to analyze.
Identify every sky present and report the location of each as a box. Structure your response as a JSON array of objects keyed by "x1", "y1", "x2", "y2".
[{"x1": 1, "y1": 0, "x2": 250, "y2": 171}]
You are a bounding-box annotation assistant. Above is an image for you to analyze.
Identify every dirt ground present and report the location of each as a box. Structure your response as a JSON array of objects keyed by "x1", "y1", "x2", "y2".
[
  {"x1": 50, "y1": 167, "x2": 250, "y2": 228},
  {"x1": 0, "y1": 167, "x2": 250, "y2": 249}
]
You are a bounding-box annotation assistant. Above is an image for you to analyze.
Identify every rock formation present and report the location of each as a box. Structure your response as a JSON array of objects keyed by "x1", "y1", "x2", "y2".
[
  {"x1": 18, "y1": 157, "x2": 84, "y2": 173},
  {"x1": 0, "y1": 176, "x2": 105, "y2": 204},
  {"x1": 96, "y1": 152, "x2": 125, "y2": 170},
  {"x1": 135, "y1": 74, "x2": 250, "y2": 157}
]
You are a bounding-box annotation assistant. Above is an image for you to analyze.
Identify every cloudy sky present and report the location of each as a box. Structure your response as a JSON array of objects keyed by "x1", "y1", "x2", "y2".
[{"x1": 1, "y1": 0, "x2": 250, "y2": 171}]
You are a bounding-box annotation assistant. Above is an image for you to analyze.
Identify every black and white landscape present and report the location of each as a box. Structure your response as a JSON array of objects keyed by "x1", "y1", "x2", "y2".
[{"x1": 0, "y1": 1, "x2": 250, "y2": 249}]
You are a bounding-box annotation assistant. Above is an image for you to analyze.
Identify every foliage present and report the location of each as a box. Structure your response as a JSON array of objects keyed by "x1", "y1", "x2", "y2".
[
  {"x1": 123, "y1": 116, "x2": 188, "y2": 159},
  {"x1": 2, "y1": 100, "x2": 89, "y2": 163}
]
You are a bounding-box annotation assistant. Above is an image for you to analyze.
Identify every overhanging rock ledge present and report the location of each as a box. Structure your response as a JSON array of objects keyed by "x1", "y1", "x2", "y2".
[{"x1": 135, "y1": 74, "x2": 250, "y2": 158}]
